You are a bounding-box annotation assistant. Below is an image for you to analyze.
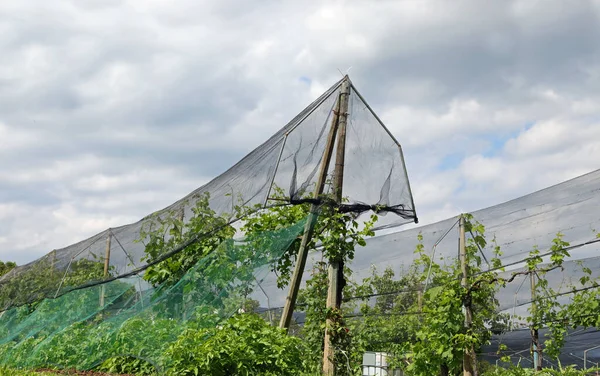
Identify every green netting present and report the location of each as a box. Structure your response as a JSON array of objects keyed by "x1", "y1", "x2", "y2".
[{"x1": 0, "y1": 216, "x2": 307, "y2": 373}]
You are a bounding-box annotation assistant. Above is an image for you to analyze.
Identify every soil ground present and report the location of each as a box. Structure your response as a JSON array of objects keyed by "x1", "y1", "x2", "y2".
[{"x1": 35, "y1": 370, "x2": 134, "y2": 376}]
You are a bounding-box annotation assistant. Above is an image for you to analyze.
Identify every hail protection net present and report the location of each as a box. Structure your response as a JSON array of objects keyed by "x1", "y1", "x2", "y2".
[
  {"x1": 0, "y1": 77, "x2": 417, "y2": 312},
  {"x1": 0, "y1": 76, "x2": 420, "y2": 372},
  {"x1": 0, "y1": 217, "x2": 308, "y2": 372},
  {"x1": 4, "y1": 74, "x2": 598, "y2": 372},
  {"x1": 327, "y1": 168, "x2": 600, "y2": 368}
]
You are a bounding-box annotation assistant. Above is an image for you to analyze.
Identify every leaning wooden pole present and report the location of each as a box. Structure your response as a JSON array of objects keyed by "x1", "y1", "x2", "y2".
[
  {"x1": 278, "y1": 77, "x2": 347, "y2": 330},
  {"x1": 99, "y1": 232, "x2": 112, "y2": 308},
  {"x1": 50, "y1": 249, "x2": 57, "y2": 277},
  {"x1": 322, "y1": 76, "x2": 351, "y2": 376},
  {"x1": 460, "y1": 215, "x2": 476, "y2": 376}
]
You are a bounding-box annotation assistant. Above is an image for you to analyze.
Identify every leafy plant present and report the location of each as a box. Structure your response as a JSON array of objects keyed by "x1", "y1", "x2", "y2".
[
  {"x1": 0, "y1": 255, "x2": 109, "y2": 311},
  {"x1": 380, "y1": 215, "x2": 506, "y2": 376},
  {"x1": 165, "y1": 313, "x2": 307, "y2": 376},
  {"x1": 139, "y1": 192, "x2": 236, "y2": 288},
  {"x1": 0, "y1": 261, "x2": 16, "y2": 278}
]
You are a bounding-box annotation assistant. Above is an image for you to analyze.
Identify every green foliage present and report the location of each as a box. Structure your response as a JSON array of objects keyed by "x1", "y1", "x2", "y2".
[
  {"x1": 139, "y1": 192, "x2": 236, "y2": 287},
  {"x1": 296, "y1": 261, "x2": 329, "y2": 373},
  {"x1": 533, "y1": 238, "x2": 600, "y2": 361},
  {"x1": 165, "y1": 313, "x2": 307, "y2": 376},
  {"x1": 392, "y1": 215, "x2": 505, "y2": 375},
  {"x1": 316, "y1": 207, "x2": 377, "y2": 263},
  {"x1": 139, "y1": 186, "x2": 311, "y2": 295},
  {"x1": 524, "y1": 233, "x2": 572, "y2": 360},
  {"x1": 347, "y1": 265, "x2": 421, "y2": 373},
  {"x1": 295, "y1": 262, "x2": 362, "y2": 375},
  {"x1": 291, "y1": 215, "x2": 377, "y2": 374},
  {"x1": 10, "y1": 180, "x2": 600, "y2": 376},
  {"x1": 96, "y1": 317, "x2": 181, "y2": 375},
  {"x1": 0, "y1": 195, "x2": 310, "y2": 375},
  {"x1": 0, "y1": 367, "x2": 126, "y2": 375},
  {"x1": 292, "y1": 220, "x2": 599, "y2": 375},
  {"x1": 492, "y1": 229, "x2": 600, "y2": 364},
  {"x1": 232, "y1": 183, "x2": 379, "y2": 374},
  {"x1": 240, "y1": 186, "x2": 311, "y2": 289},
  {"x1": 0, "y1": 254, "x2": 110, "y2": 311},
  {"x1": 314, "y1": 208, "x2": 377, "y2": 375},
  {"x1": 0, "y1": 260, "x2": 16, "y2": 277}
]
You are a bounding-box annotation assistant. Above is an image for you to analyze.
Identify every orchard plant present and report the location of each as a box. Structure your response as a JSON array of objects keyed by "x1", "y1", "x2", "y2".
[
  {"x1": 133, "y1": 183, "x2": 380, "y2": 374},
  {"x1": 521, "y1": 230, "x2": 600, "y2": 365},
  {"x1": 0, "y1": 260, "x2": 16, "y2": 277},
  {"x1": 138, "y1": 192, "x2": 236, "y2": 288},
  {"x1": 345, "y1": 265, "x2": 422, "y2": 374},
  {"x1": 245, "y1": 187, "x2": 379, "y2": 375},
  {"x1": 386, "y1": 214, "x2": 506, "y2": 376}
]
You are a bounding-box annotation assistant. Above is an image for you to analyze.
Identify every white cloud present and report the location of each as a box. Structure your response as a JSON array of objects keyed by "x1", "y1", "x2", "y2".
[{"x1": 0, "y1": 123, "x2": 39, "y2": 152}]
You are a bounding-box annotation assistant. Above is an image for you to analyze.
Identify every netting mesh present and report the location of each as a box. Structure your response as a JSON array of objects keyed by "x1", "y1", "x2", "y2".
[
  {"x1": 0, "y1": 77, "x2": 417, "y2": 312},
  {"x1": 334, "y1": 168, "x2": 600, "y2": 367},
  {"x1": 0, "y1": 217, "x2": 307, "y2": 371},
  {"x1": 0, "y1": 76, "x2": 421, "y2": 372},
  {"x1": 1, "y1": 74, "x2": 599, "y2": 371},
  {"x1": 346, "y1": 168, "x2": 600, "y2": 309}
]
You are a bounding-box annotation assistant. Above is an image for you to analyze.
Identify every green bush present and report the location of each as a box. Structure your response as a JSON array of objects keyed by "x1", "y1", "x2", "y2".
[{"x1": 165, "y1": 313, "x2": 307, "y2": 376}]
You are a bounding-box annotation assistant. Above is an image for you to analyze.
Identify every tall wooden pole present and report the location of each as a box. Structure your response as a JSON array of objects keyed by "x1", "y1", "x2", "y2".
[
  {"x1": 530, "y1": 272, "x2": 542, "y2": 371},
  {"x1": 50, "y1": 249, "x2": 56, "y2": 277},
  {"x1": 322, "y1": 76, "x2": 351, "y2": 376},
  {"x1": 103, "y1": 232, "x2": 112, "y2": 278},
  {"x1": 100, "y1": 232, "x2": 112, "y2": 308},
  {"x1": 178, "y1": 207, "x2": 186, "y2": 319},
  {"x1": 279, "y1": 77, "x2": 348, "y2": 330},
  {"x1": 460, "y1": 215, "x2": 475, "y2": 376}
]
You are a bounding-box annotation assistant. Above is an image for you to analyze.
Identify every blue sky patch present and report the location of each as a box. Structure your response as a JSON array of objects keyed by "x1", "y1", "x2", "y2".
[{"x1": 299, "y1": 76, "x2": 312, "y2": 85}]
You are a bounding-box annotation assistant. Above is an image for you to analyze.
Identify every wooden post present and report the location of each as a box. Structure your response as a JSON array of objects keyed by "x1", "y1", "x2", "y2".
[
  {"x1": 178, "y1": 208, "x2": 186, "y2": 320},
  {"x1": 50, "y1": 249, "x2": 56, "y2": 277},
  {"x1": 460, "y1": 215, "x2": 476, "y2": 376},
  {"x1": 103, "y1": 232, "x2": 112, "y2": 278},
  {"x1": 279, "y1": 77, "x2": 347, "y2": 330},
  {"x1": 100, "y1": 232, "x2": 112, "y2": 308},
  {"x1": 322, "y1": 76, "x2": 350, "y2": 376},
  {"x1": 530, "y1": 272, "x2": 542, "y2": 371}
]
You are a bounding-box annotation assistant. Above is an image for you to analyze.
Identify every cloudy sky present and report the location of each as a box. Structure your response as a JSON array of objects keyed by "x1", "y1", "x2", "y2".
[{"x1": 1, "y1": 0, "x2": 600, "y2": 265}]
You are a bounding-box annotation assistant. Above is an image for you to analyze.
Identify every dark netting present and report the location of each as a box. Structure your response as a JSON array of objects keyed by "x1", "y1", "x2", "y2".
[
  {"x1": 344, "y1": 168, "x2": 600, "y2": 306},
  {"x1": 0, "y1": 217, "x2": 308, "y2": 371},
  {"x1": 307, "y1": 168, "x2": 600, "y2": 368},
  {"x1": 482, "y1": 328, "x2": 600, "y2": 368},
  {"x1": 7, "y1": 74, "x2": 599, "y2": 371},
  {"x1": 344, "y1": 85, "x2": 416, "y2": 227},
  {"x1": 0, "y1": 76, "x2": 418, "y2": 311}
]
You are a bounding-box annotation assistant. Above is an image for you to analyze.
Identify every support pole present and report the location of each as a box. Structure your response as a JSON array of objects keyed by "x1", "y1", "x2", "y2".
[
  {"x1": 460, "y1": 215, "x2": 475, "y2": 376},
  {"x1": 103, "y1": 232, "x2": 112, "y2": 278},
  {"x1": 178, "y1": 208, "x2": 186, "y2": 319},
  {"x1": 323, "y1": 76, "x2": 351, "y2": 376},
  {"x1": 50, "y1": 249, "x2": 56, "y2": 277},
  {"x1": 530, "y1": 272, "x2": 542, "y2": 371},
  {"x1": 584, "y1": 344, "x2": 600, "y2": 371},
  {"x1": 279, "y1": 77, "x2": 347, "y2": 330},
  {"x1": 100, "y1": 232, "x2": 112, "y2": 308}
]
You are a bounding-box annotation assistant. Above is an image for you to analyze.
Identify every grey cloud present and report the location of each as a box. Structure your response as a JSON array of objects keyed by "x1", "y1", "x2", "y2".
[
  {"x1": 0, "y1": 182, "x2": 60, "y2": 206},
  {"x1": 301, "y1": 1, "x2": 600, "y2": 111}
]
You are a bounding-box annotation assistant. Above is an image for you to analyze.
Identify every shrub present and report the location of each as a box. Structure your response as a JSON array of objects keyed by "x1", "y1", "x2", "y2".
[{"x1": 165, "y1": 313, "x2": 307, "y2": 376}]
